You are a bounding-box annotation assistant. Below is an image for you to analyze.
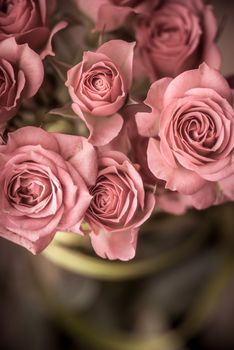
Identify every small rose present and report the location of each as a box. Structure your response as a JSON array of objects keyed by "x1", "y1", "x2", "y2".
[
  {"x1": 0, "y1": 126, "x2": 97, "y2": 253},
  {"x1": 134, "y1": 0, "x2": 220, "y2": 81},
  {"x1": 136, "y1": 63, "x2": 234, "y2": 209},
  {"x1": 85, "y1": 151, "x2": 155, "y2": 261},
  {"x1": 0, "y1": 0, "x2": 67, "y2": 59},
  {"x1": 66, "y1": 39, "x2": 135, "y2": 146},
  {"x1": 0, "y1": 38, "x2": 44, "y2": 124}
]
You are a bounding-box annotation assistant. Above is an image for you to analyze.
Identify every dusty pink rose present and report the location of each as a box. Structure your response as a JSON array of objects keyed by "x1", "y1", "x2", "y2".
[
  {"x1": 136, "y1": 63, "x2": 234, "y2": 209},
  {"x1": 0, "y1": 37, "x2": 44, "y2": 124},
  {"x1": 66, "y1": 39, "x2": 135, "y2": 146},
  {"x1": 0, "y1": 126, "x2": 97, "y2": 254},
  {"x1": 85, "y1": 151, "x2": 155, "y2": 261},
  {"x1": 0, "y1": 0, "x2": 67, "y2": 59},
  {"x1": 76, "y1": 0, "x2": 158, "y2": 31},
  {"x1": 134, "y1": 0, "x2": 220, "y2": 81}
]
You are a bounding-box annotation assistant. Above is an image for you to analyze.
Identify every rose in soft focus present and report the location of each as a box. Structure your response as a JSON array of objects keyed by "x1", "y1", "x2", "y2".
[
  {"x1": 0, "y1": 38, "x2": 43, "y2": 124},
  {"x1": 0, "y1": 126, "x2": 97, "y2": 253},
  {"x1": 134, "y1": 0, "x2": 220, "y2": 81},
  {"x1": 136, "y1": 63, "x2": 234, "y2": 209},
  {"x1": 0, "y1": 0, "x2": 67, "y2": 59},
  {"x1": 66, "y1": 39, "x2": 135, "y2": 146},
  {"x1": 76, "y1": 0, "x2": 159, "y2": 31},
  {"x1": 85, "y1": 151, "x2": 155, "y2": 261}
]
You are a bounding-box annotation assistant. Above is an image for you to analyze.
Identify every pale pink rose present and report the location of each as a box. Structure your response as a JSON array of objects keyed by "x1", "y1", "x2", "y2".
[
  {"x1": 85, "y1": 151, "x2": 155, "y2": 261},
  {"x1": 0, "y1": 38, "x2": 44, "y2": 124},
  {"x1": 0, "y1": 0, "x2": 67, "y2": 59},
  {"x1": 136, "y1": 63, "x2": 234, "y2": 209},
  {"x1": 66, "y1": 40, "x2": 135, "y2": 146},
  {"x1": 76, "y1": 0, "x2": 159, "y2": 31},
  {"x1": 0, "y1": 126, "x2": 97, "y2": 254},
  {"x1": 134, "y1": 0, "x2": 220, "y2": 81}
]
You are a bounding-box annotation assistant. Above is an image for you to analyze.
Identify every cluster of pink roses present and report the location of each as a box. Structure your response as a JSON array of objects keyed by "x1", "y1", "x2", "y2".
[
  {"x1": 0, "y1": 0, "x2": 66, "y2": 130},
  {"x1": 0, "y1": 0, "x2": 233, "y2": 261},
  {"x1": 0, "y1": 126, "x2": 155, "y2": 260}
]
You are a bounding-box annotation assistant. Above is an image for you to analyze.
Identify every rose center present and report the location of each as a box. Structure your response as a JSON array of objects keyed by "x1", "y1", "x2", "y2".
[
  {"x1": 8, "y1": 172, "x2": 50, "y2": 207},
  {"x1": 90, "y1": 71, "x2": 112, "y2": 92},
  {"x1": 88, "y1": 175, "x2": 122, "y2": 217},
  {"x1": 18, "y1": 182, "x2": 43, "y2": 204},
  {"x1": 93, "y1": 77, "x2": 106, "y2": 90},
  {"x1": 176, "y1": 111, "x2": 217, "y2": 151},
  {"x1": 155, "y1": 24, "x2": 182, "y2": 45}
]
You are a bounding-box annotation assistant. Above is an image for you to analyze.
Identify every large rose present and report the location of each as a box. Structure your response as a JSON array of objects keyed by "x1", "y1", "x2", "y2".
[
  {"x1": 66, "y1": 39, "x2": 135, "y2": 146},
  {"x1": 0, "y1": 126, "x2": 97, "y2": 253},
  {"x1": 0, "y1": 37, "x2": 43, "y2": 124},
  {"x1": 85, "y1": 151, "x2": 155, "y2": 261},
  {"x1": 76, "y1": 0, "x2": 159, "y2": 31},
  {"x1": 136, "y1": 63, "x2": 234, "y2": 209},
  {"x1": 0, "y1": 0, "x2": 67, "y2": 59},
  {"x1": 134, "y1": 0, "x2": 220, "y2": 81}
]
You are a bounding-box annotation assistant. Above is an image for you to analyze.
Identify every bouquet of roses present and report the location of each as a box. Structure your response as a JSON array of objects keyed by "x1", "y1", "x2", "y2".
[{"x1": 0, "y1": 0, "x2": 233, "y2": 262}]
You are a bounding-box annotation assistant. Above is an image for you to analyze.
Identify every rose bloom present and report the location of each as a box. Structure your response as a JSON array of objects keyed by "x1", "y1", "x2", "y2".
[
  {"x1": 0, "y1": 37, "x2": 43, "y2": 124},
  {"x1": 0, "y1": 0, "x2": 67, "y2": 59},
  {"x1": 134, "y1": 0, "x2": 220, "y2": 81},
  {"x1": 0, "y1": 126, "x2": 97, "y2": 254},
  {"x1": 76, "y1": 0, "x2": 159, "y2": 31},
  {"x1": 136, "y1": 63, "x2": 234, "y2": 209},
  {"x1": 85, "y1": 151, "x2": 155, "y2": 261},
  {"x1": 66, "y1": 39, "x2": 135, "y2": 146}
]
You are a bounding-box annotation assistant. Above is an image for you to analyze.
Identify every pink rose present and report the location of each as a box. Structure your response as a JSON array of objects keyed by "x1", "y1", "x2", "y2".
[
  {"x1": 136, "y1": 63, "x2": 234, "y2": 209},
  {"x1": 0, "y1": 0, "x2": 67, "y2": 59},
  {"x1": 76, "y1": 0, "x2": 159, "y2": 31},
  {"x1": 0, "y1": 38, "x2": 44, "y2": 124},
  {"x1": 66, "y1": 39, "x2": 135, "y2": 146},
  {"x1": 0, "y1": 126, "x2": 97, "y2": 254},
  {"x1": 134, "y1": 0, "x2": 220, "y2": 81},
  {"x1": 85, "y1": 151, "x2": 155, "y2": 261}
]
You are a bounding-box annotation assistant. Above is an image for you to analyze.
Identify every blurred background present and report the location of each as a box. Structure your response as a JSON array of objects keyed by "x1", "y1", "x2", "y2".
[
  {"x1": 0, "y1": 203, "x2": 234, "y2": 350},
  {"x1": 0, "y1": 1, "x2": 234, "y2": 350}
]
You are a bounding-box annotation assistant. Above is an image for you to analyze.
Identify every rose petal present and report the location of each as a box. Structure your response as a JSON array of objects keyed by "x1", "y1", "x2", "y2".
[
  {"x1": 90, "y1": 227, "x2": 138, "y2": 261},
  {"x1": 164, "y1": 63, "x2": 233, "y2": 106},
  {"x1": 147, "y1": 137, "x2": 206, "y2": 195},
  {"x1": 54, "y1": 133, "x2": 98, "y2": 186},
  {"x1": 74, "y1": 108, "x2": 124, "y2": 146},
  {"x1": 97, "y1": 39, "x2": 135, "y2": 90}
]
